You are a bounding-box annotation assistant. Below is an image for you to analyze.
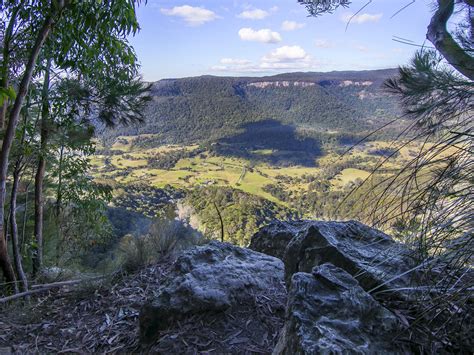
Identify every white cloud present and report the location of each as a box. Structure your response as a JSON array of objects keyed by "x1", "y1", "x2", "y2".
[
  {"x1": 341, "y1": 13, "x2": 383, "y2": 24},
  {"x1": 262, "y1": 45, "x2": 310, "y2": 64},
  {"x1": 238, "y1": 8, "x2": 269, "y2": 20},
  {"x1": 161, "y1": 5, "x2": 218, "y2": 26},
  {"x1": 211, "y1": 45, "x2": 317, "y2": 73},
  {"x1": 270, "y1": 6, "x2": 279, "y2": 12},
  {"x1": 238, "y1": 27, "x2": 282, "y2": 43},
  {"x1": 211, "y1": 58, "x2": 253, "y2": 71},
  {"x1": 281, "y1": 20, "x2": 305, "y2": 31},
  {"x1": 259, "y1": 45, "x2": 314, "y2": 70},
  {"x1": 220, "y1": 58, "x2": 252, "y2": 65},
  {"x1": 314, "y1": 39, "x2": 333, "y2": 48},
  {"x1": 354, "y1": 44, "x2": 369, "y2": 52}
]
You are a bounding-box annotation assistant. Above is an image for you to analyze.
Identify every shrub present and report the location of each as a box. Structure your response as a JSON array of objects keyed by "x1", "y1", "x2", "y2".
[{"x1": 119, "y1": 219, "x2": 203, "y2": 272}]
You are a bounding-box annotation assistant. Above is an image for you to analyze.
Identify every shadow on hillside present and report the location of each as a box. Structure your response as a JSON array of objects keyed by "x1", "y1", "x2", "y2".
[{"x1": 214, "y1": 119, "x2": 322, "y2": 167}]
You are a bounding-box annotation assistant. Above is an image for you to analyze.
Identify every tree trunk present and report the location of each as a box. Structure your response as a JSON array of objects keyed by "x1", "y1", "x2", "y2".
[
  {"x1": 10, "y1": 163, "x2": 28, "y2": 292},
  {"x1": 0, "y1": 3, "x2": 22, "y2": 130},
  {"x1": 32, "y1": 59, "x2": 51, "y2": 276},
  {"x1": 0, "y1": 14, "x2": 53, "y2": 286},
  {"x1": 0, "y1": 234, "x2": 17, "y2": 293},
  {"x1": 55, "y1": 145, "x2": 64, "y2": 216},
  {"x1": 427, "y1": 0, "x2": 474, "y2": 80}
]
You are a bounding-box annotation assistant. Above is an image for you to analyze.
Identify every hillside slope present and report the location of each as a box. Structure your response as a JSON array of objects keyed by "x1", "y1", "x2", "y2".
[{"x1": 106, "y1": 69, "x2": 401, "y2": 145}]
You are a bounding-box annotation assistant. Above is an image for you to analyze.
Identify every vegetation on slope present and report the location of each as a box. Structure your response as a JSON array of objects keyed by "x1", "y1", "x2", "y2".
[{"x1": 104, "y1": 69, "x2": 402, "y2": 145}]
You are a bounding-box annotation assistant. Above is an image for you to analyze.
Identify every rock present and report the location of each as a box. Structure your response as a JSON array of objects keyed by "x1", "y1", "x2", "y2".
[
  {"x1": 273, "y1": 263, "x2": 408, "y2": 354},
  {"x1": 139, "y1": 241, "x2": 285, "y2": 343},
  {"x1": 251, "y1": 220, "x2": 414, "y2": 296},
  {"x1": 249, "y1": 220, "x2": 308, "y2": 259}
]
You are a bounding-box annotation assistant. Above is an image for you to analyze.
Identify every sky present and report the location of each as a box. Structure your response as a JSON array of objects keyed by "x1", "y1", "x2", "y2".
[{"x1": 129, "y1": 0, "x2": 434, "y2": 81}]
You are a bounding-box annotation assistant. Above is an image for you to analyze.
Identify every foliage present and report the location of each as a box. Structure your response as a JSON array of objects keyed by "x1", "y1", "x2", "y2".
[
  {"x1": 373, "y1": 50, "x2": 473, "y2": 310},
  {"x1": 119, "y1": 218, "x2": 202, "y2": 273},
  {"x1": 0, "y1": 0, "x2": 148, "y2": 291},
  {"x1": 186, "y1": 186, "x2": 295, "y2": 246},
  {"x1": 297, "y1": 0, "x2": 351, "y2": 16},
  {"x1": 299, "y1": 1, "x2": 473, "y2": 350},
  {"x1": 104, "y1": 70, "x2": 402, "y2": 145}
]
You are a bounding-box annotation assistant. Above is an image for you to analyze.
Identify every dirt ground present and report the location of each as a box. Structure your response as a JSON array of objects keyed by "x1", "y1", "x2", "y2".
[{"x1": 0, "y1": 258, "x2": 286, "y2": 354}]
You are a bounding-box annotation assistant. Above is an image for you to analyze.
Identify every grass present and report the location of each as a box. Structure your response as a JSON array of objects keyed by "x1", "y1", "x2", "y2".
[
  {"x1": 92, "y1": 136, "x2": 426, "y2": 205},
  {"x1": 111, "y1": 156, "x2": 148, "y2": 169},
  {"x1": 331, "y1": 168, "x2": 371, "y2": 190}
]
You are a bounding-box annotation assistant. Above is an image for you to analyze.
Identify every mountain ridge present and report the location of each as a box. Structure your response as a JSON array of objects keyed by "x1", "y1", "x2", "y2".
[
  {"x1": 147, "y1": 68, "x2": 398, "y2": 82},
  {"x1": 105, "y1": 69, "x2": 401, "y2": 146}
]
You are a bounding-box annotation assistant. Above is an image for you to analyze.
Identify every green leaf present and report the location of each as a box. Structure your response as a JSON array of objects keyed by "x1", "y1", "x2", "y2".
[{"x1": 0, "y1": 86, "x2": 16, "y2": 105}]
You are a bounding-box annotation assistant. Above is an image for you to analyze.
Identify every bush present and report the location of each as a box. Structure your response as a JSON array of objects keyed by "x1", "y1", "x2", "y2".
[{"x1": 119, "y1": 218, "x2": 203, "y2": 272}]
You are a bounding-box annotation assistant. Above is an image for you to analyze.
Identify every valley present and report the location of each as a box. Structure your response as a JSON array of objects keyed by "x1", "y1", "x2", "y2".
[
  {"x1": 89, "y1": 69, "x2": 428, "y2": 245},
  {"x1": 94, "y1": 135, "x2": 417, "y2": 201},
  {"x1": 92, "y1": 132, "x2": 423, "y2": 245}
]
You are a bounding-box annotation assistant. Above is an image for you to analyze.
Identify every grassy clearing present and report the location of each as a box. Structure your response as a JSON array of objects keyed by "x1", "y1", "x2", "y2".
[
  {"x1": 331, "y1": 168, "x2": 371, "y2": 190},
  {"x1": 92, "y1": 137, "x2": 427, "y2": 205}
]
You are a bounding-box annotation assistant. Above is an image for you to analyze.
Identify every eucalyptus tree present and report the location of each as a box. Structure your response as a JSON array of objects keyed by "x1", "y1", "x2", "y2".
[
  {"x1": 298, "y1": 0, "x2": 474, "y2": 79},
  {"x1": 8, "y1": 98, "x2": 37, "y2": 292},
  {"x1": 0, "y1": 0, "x2": 146, "y2": 289},
  {"x1": 45, "y1": 75, "x2": 148, "y2": 265},
  {"x1": 0, "y1": 0, "x2": 66, "y2": 289},
  {"x1": 30, "y1": 54, "x2": 150, "y2": 275}
]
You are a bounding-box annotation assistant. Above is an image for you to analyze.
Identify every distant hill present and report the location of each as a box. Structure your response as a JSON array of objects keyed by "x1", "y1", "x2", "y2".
[{"x1": 105, "y1": 69, "x2": 402, "y2": 145}]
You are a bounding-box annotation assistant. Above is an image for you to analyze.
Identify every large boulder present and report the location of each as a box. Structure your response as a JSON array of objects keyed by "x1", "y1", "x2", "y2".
[
  {"x1": 250, "y1": 220, "x2": 414, "y2": 296},
  {"x1": 249, "y1": 220, "x2": 308, "y2": 259},
  {"x1": 139, "y1": 241, "x2": 285, "y2": 343},
  {"x1": 274, "y1": 263, "x2": 408, "y2": 354}
]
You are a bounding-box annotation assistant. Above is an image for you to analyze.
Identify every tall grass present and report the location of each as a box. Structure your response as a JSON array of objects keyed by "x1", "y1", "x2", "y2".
[{"x1": 348, "y1": 51, "x2": 473, "y2": 351}]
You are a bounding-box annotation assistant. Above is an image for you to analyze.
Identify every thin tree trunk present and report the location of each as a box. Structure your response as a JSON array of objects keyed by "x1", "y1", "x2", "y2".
[
  {"x1": 21, "y1": 183, "x2": 30, "y2": 254},
  {"x1": 0, "y1": 13, "x2": 54, "y2": 287},
  {"x1": 55, "y1": 144, "x2": 64, "y2": 216},
  {"x1": 0, "y1": 233, "x2": 17, "y2": 292},
  {"x1": 55, "y1": 144, "x2": 64, "y2": 262},
  {"x1": 0, "y1": 3, "x2": 22, "y2": 130},
  {"x1": 213, "y1": 202, "x2": 224, "y2": 242},
  {"x1": 32, "y1": 59, "x2": 51, "y2": 276},
  {"x1": 10, "y1": 163, "x2": 28, "y2": 292}
]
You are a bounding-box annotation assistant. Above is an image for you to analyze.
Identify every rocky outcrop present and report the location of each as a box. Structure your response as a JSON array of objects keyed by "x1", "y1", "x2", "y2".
[
  {"x1": 139, "y1": 241, "x2": 285, "y2": 343},
  {"x1": 249, "y1": 220, "x2": 308, "y2": 259},
  {"x1": 273, "y1": 263, "x2": 407, "y2": 354},
  {"x1": 250, "y1": 220, "x2": 415, "y2": 297},
  {"x1": 139, "y1": 221, "x2": 418, "y2": 351}
]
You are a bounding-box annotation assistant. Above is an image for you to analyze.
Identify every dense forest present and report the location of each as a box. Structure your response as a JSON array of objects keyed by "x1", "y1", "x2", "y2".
[{"x1": 104, "y1": 69, "x2": 403, "y2": 145}]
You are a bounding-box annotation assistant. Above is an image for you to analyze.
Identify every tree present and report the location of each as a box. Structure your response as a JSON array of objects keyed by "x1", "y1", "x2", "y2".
[
  {"x1": 0, "y1": 0, "x2": 65, "y2": 290},
  {"x1": 0, "y1": 0, "x2": 148, "y2": 290},
  {"x1": 299, "y1": 0, "x2": 474, "y2": 80}
]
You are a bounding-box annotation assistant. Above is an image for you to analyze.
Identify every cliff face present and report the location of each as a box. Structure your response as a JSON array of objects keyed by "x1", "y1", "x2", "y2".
[{"x1": 247, "y1": 81, "x2": 316, "y2": 88}]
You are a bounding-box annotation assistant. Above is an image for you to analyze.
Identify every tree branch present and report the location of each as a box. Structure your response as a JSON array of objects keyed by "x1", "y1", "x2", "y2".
[
  {"x1": 0, "y1": 276, "x2": 105, "y2": 303},
  {"x1": 427, "y1": 0, "x2": 474, "y2": 80}
]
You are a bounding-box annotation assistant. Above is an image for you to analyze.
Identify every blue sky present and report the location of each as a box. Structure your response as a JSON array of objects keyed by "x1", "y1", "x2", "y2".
[{"x1": 130, "y1": 0, "x2": 433, "y2": 81}]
